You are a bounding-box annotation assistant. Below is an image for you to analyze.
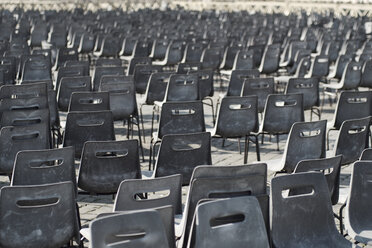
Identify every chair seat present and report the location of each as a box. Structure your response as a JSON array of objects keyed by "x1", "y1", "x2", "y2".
[
  {"x1": 219, "y1": 70, "x2": 232, "y2": 76},
  {"x1": 141, "y1": 170, "x2": 154, "y2": 179},
  {"x1": 80, "y1": 227, "x2": 90, "y2": 241},
  {"x1": 264, "y1": 158, "x2": 285, "y2": 172}
]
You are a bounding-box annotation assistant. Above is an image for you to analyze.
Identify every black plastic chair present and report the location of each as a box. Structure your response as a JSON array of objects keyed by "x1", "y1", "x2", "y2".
[
  {"x1": 96, "y1": 58, "x2": 122, "y2": 67},
  {"x1": 241, "y1": 77, "x2": 275, "y2": 113},
  {"x1": 360, "y1": 147, "x2": 372, "y2": 160},
  {"x1": 186, "y1": 196, "x2": 270, "y2": 248},
  {"x1": 89, "y1": 210, "x2": 170, "y2": 248},
  {"x1": 92, "y1": 66, "x2": 125, "y2": 91},
  {"x1": 344, "y1": 161, "x2": 372, "y2": 245},
  {"x1": 64, "y1": 60, "x2": 90, "y2": 76},
  {"x1": 330, "y1": 117, "x2": 371, "y2": 165},
  {"x1": 68, "y1": 91, "x2": 110, "y2": 112},
  {"x1": 78, "y1": 140, "x2": 141, "y2": 194},
  {"x1": 0, "y1": 123, "x2": 50, "y2": 174},
  {"x1": 258, "y1": 93, "x2": 304, "y2": 151},
  {"x1": 294, "y1": 155, "x2": 343, "y2": 205},
  {"x1": 360, "y1": 59, "x2": 372, "y2": 88},
  {"x1": 178, "y1": 163, "x2": 268, "y2": 248},
  {"x1": 162, "y1": 74, "x2": 199, "y2": 102},
  {"x1": 259, "y1": 44, "x2": 281, "y2": 75},
  {"x1": 133, "y1": 64, "x2": 163, "y2": 94},
  {"x1": 149, "y1": 132, "x2": 211, "y2": 185},
  {"x1": 56, "y1": 65, "x2": 86, "y2": 91},
  {"x1": 63, "y1": 110, "x2": 115, "y2": 158},
  {"x1": 57, "y1": 76, "x2": 92, "y2": 111},
  {"x1": 11, "y1": 146, "x2": 76, "y2": 189},
  {"x1": 54, "y1": 47, "x2": 78, "y2": 70},
  {"x1": 114, "y1": 174, "x2": 182, "y2": 214},
  {"x1": 177, "y1": 62, "x2": 202, "y2": 74},
  {"x1": 226, "y1": 69, "x2": 260, "y2": 96},
  {"x1": 210, "y1": 96, "x2": 259, "y2": 163},
  {"x1": 271, "y1": 172, "x2": 353, "y2": 248},
  {"x1": 21, "y1": 56, "x2": 52, "y2": 82},
  {"x1": 127, "y1": 57, "x2": 151, "y2": 75},
  {"x1": 0, "y1": 182, "x2": 81, "y2": 248}
]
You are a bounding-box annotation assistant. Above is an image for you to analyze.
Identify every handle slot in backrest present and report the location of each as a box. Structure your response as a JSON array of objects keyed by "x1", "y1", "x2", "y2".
[
  {"x1": 295, "y1": 83, "x2": 314, "y2": 89},
  {"x1": 12, "y1": 132, "x2": 39, "y2": 140},
  {"x1": 209, "y1": 190, "x2": 251, "y2": 198},
  {"x1": 133, "y1": 190, "x2": 170, "y2": 200},
  {"x1": 175, "y1": 79, "x2": 195, "y2": 85},
  {"x1": 76, "y1": 118, "x2": 105, "y2": 127},
  {"x1": 251, "y1": 82, "x2": 270, "y2": 89},
  {"x1": 282, "y1": 185, "x2": 315, "y2": 198},
  {"x1": 68, "y1": 82, "x2": 87, "y2": 88},
  {"x1": 210, "y1": 214, "x2": 245, "y2": 228},
  {"x1": 228, "y1": 104, "x2": 252, "y2": 110},
  {"x1": 106, "y1": 231, "x2": 146, "y2": 244},
  {"x1": 171, "y1": 108, "x2": 195, "y2": 115},
  {"x1": 239, "y1": 75, "x2": 252, "y2": 80},
  {"x1": 171, "y1": 140, "x2": 202, "y2": 151},
  {"x1": 347, "y1": 97, "x2": 367, "y2": 104},
  {"x1": 299, "y1": 128, "x2": 321, "y2": 137},
  {"x1": 199, "y1": 74, "x2": 210, "y2": 80},
  {"x1": 17, "y1": 197, "x2": 59, "y2": 208},
  {"x1": 348, "y1": 126, "x2": 366, "y2": 134},
  {"x1": 78, "y1": 97, "x2": 103, "y2": 105},
  {"x1": 10, "y1": 105, "x2": 40, "y2": 111},
  {"x1": 95, "y1": 149, "x2": 128, "y2": 158},
  {"x1": 29, "y1": 159, "x2": 64, "y2": 168},
  {"x1": 363, "y1": 174, "x2": 372, "y2": 183},
  {"x1": 275, "y1": 99, "x2": 297, "y2": 107},
  {"x1": 12, "y1": 118, "x2": 42, "y2": 126}
]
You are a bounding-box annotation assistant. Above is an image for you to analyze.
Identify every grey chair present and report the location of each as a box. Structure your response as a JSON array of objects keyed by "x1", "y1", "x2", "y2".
[
  {"x1": 89, "y1": 210, "x2": 170, "y2": 248},
  {"x1": 0, "y1": 182, "x2": 81, "y2": 248},
  {"x1": 226, "y1": 69, "x2": 260, "y2": 96},
  {"x1": 293, "y1": 155, "x2": 343, "y2": 205},
  {"x1": 330, "y1": 117, "x2": 370, "y2": 165},
  {"x1": 344, "y1": 161, "x2": 372, "y2": 245},
  {"x1": 92, "y1": 66, "x2": 125, "y2": 91},
  {"x1": 186, "y1": 196, "x2": 270, "y2": 248},
  {"x1": 11, "y1": 146, "x2": 76, "y2": 190},
  {"x1": 78, "y1": 140, "x2": 141, "y2": 194},
  {"x1": 360, "y1": 148, "x2": 372, "y2": 160},
  {"x1": 162, "y1": 74, "x2": 200, "y2": 102},
  {"x1": 133, "y1": 64, "x2": 163, "y2": 94},
  {"x1": 258, "y1": 93, "x2": 304, "y2": 151},
  {"x1": 265, "y1": 120, "x2": 326, "y2": 173},
  {"x1": 178, "y1": 163, "x2": 268, "y2": 248},
  {"x1": 210, "y1": 96, "x2": 259, "y2": 163},
  {"x1": 241, "y1": 77, "x2": 275, "y2": 113},
  {"x1": 63, "y1": 110, "x2": 115, "y2": 158},
  {"x1": 271, "y1": 172, "x2": 354, "y2": 248},
  {"x1": 68, "y1": 91, "x2": 110, "y2": 112},
  {"x1": 57, "y1": 76, "x2": 92, "y2": 111}
]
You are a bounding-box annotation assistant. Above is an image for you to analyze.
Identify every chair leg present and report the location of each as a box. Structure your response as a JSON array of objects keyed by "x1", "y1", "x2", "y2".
[
  {"x1": 254, "y1": 135, "x2": 261, "y2": 161},
  {"x1": 139, "y1": 105, "x2": 146, "y2": 143},
  {"x1": 276, "y1": 134, "x2": 280, "y2": 151},
  {"x1": 339, "y1": 202, "x2": 347, "y2": 235},
  {"x1": 244, "y1": 135, "x2": 249, "y2": 164},
  {"x1": 134, "y1": 115, "x2": 145, "y2": 162},
  {"x1": 149, "y1": 138, "x2": 154, "y2": 170},
  {"x1": 237, "y1": 138, "x2": 241, "y2": 154},
  {"x1": 222, "y1": 138, "x2": 226, "y2": 147}
]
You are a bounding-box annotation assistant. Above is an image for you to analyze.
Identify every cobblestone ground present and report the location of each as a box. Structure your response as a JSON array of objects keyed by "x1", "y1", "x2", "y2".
[{"x1": 0, "y1": 78, "x2": 369, "y2": 247}]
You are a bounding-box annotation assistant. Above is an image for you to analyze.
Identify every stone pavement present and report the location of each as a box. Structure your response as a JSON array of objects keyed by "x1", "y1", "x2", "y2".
[{"x1": 0, "y1": 84, "x2": 368, "y2": 247}]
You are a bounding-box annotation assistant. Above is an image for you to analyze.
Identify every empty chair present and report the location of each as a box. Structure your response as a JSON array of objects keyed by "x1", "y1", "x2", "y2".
[
  {"x1": 127, "y1": 57, "x2": 151, "y2": 75},
  {"x1": 162, "y1": 74, "x2": 199, "y2": 102},
  {"x1": 22, "y1": 56, "x2": 52, "y2": 82},
  {"x1": 330, "y1": 117, "x2": 371, "y2": 165},
  {"x1": 306, "y1": 55, "x2": 329, "y2": 81},
  {"x1": 177, "y1": 62, "x2": 202, "y2": 74},
  {"x1": 259, "y1": 44, "x2": 281, "y2": 75},
  {"x1": 78, "y1": 140, "x2": 141, "y2": 194},
  {"x1": 187, "y1": 196, "x2": 270, "y2": 248},
  {"x1": 0, "y1": 182, "x2": 81, "y2": 248},
  {"x1": 0, "y1": 123, "x2": 50, "y2": 174},
  {"x1": 153, "y1": 40, "x2": 184, "y2": 67},
  {"x1": 265, "y1": 120, "x2": 326, "y2": 173},
  {"x1": 271, "y1": 172, "x2": 353, "y2": 248},
  {"x1": 360, "y1": 148, "x2": 372, "y2": 160},
  {"x1": 294, "y1": 155, "x2": 343, "y2": 205},
  {"x1": 89, "y1": 210, "x2": 169, "y2": 248},
  {"x1": 11, "y1": 146, "x2": 76, "y2": 189},
  {"x1": 226, "y1": 69, "x2": 260, "y2": 96},
  {"x1": 96, "y1": 58, "x2": 122, "y2": 67},
  {"x1": 56, "y1": 65, "x2": 86, "y2": 91},
  {"x1": 63, "y1": 110, "x2": 115, "y2": 158},
  {"x1": 344, "y1": 161, "x2": 372, "y2": 245},
  {"x1": 133, "y1": 64, "x2": 163, "y2": 94},
  {"x1": 149, "y1": 132, "x2": 211, "y2": 185},
  {"x1": 57, "y1": 76, "x2": 92, "y2": 111},
  {"x1": 178, "y1": 163, "x2": 268, "y2": 248},
  {"x1": 64, "y1": 60, "x2": 90, "y2": 76},
  {"x1": 92, "y1": 66, "x2": 125, "y2": 91},
  {"x1": 232, "y1": 49, "x2": 255, "y2": 70},
  {"x1": 114, "y1": 174, "x2": 182, "y2": 214},
  {"x1": 241, "y1": 77, "x2": 275, "y2": 113},
  {"x1": 54, "y1": 47, "x2": 78, "y2": 69},
  {"x1": 68, "y1": 91, "x2": 110, "y2": 112},
  {"x1": 258, "y1": 93, "x2": 304, "y2": 150},
  {"x1": 360, "y1": 60, "x2": 372, "y2": 88},
  {"x1": 210, "y1": 96, "x2": 259, "y2": 163}
]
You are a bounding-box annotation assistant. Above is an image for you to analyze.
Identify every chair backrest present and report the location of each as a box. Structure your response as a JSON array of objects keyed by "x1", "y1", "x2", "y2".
[
  {"x1": 54, "y1": 47, "x2": 78, "y2": 69},
  {"x1": 56, "y1": 65, "x2": 85, "y2": 91},
  {"x1": 261, "y1": 93, "x2": 304, "y2": 134},
  {"x1": 157, "y1": 101, "x2": 205, "y2": 139},
  {"x1": 285, "y1": 77, "x2": 319, "y2": 110},
  {"x1": 133, "y1": 64, "x2": 163, "y2": 94},
  {"x1": 92, "y1": 66, "x2": 125, "y2": 91},
  {"x1": 164, "y1": 41, "x2": 184, "y2": 66},
  {"x1": 309, "y1": 55, "x2": 329, "y2": 78},
  {"x1": 0, "y1": 123, "x2": 50, "y2": 174},
  {"x1": 127, "y1": 57, "x2": 151, "y2": 75},
  {"x1": 151, "y1": 39, "x2": 171, "y2": 61},
  {"x1": 280, "y1": 120, "x2": 327, "y2": 173},
  {"x1": 201, "y1": 47, "x2": 223, "y2": 70},
  {"x1": 187, "y1": 196, "x2": 270, "y2": 248},
  {"x1": 63, "y1": 110, "x2": 115, "y2": 158},
  {"x1": 22, "y1": 56, "x2": 51, "y2": 82},
  {"x1": 57, "y1": 76, "x2": 92, "y2": 111},
  {"x1": 334, "y1": 54, "x2": 353, "y2": 79},
  {"x1": 259, "y1": 44, "x2": 281, "y2": 74},
  {"x1": 181, "y1": 163, "x2": 268, "y2": 248},
  {"x1": 89, "y1": 210, "x2": 170, "y2": 248},
  {"x1": 68, "y1": 91, "x2": 110, "y2": 112},
  {"x1": 241, "y1": 77, "x2": 275, "y2": 113},
  {"x1": 114, "y1": 174, "x2": 182, "y2": 214},
  {"x1": 184, "y1": 42, "x2": 206, "y2": 63},
  {"x1": 177, "y1": 62, "x2": 202, "y2": 74},
  {"x1": 294, "y1": 155, "x2": 343, "y2": 205},
  {"x1": 345, "y1": 160, "x2": 372, "y2": 242},
  {"x1": 233, "y1": 49, "x2": 254, "y2": 70},
  {"x1": 332, "y1": 116, "x2": 370, "y2": 165},
  {"x1": 64, "y1": 60, "x2": 90, "y2": 76},
  {"x1": 79, "y1": 33, "x2": 95, "y2": 53},
  {"x1": 227, "y1": 69, "x2": 260, "y2": 96},
  {"x1": 11, "y1": 146, "x2": 76, "y2": 189},
  {"x1": 0, "y1": 82, "x2": 48, "y2": 99},
  {"x1": 188, "y1": 69, "x2": 214, "y2": 99},
  {"x1": 360, "y1": 59, "x2": 372, "y2": 88},
  {"x1": 96, "y1": 58, "x2": 122, "y2": 67},
  {"x1": 154, "y1": 132, "x2": 211, "y2": 185},
  {"x1": 214, "y1": 96, "x2": 259, "y2": 137},
  {"x1": 331, "y1": 91, "x2": 372, "y2": 130},
  {"x1": 144, "y1": 72, "x2": 172, "y2": 105},
  {"x1": 339, "y1": 61, "x2": 362, "y2": 90},
  {"x1": 0, "y1": 182, "x2": 80, "y2": 248},
  {"x1": 271, "y1": 172, "x2": 348, "y2": 248},
  {"x1": 78, "y1": 140, "x2": 141, "y2": 194},
  {"x1": 164, "y1": 74, "x2": 199, "y2": 102},
  {"x1": 99, "y1": 75, "x2": 137, "y2": 120},
  {"x1": 360, "y1": 147, "x2": 372, "y2": 160}
]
